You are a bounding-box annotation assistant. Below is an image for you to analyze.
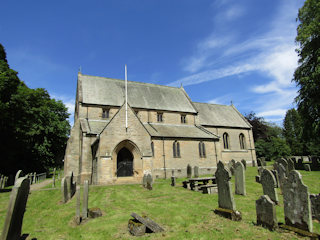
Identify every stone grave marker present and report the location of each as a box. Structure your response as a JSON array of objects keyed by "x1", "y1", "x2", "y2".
[
  {"x1": 171, "y1": 176, "x2": 176, "y2": 187},
  {"x1": 310, "y1": 194, "x2": 320, "y2": 221},
  {"x1": 261, "y1": 169, "x2": 278, "y2": 204},
  {"x1": 187, "y1": 164, "x2": 192, "y2": 178},
  {"x1": 1, "y1": 177, "x2": 30, "y2": 240},
  {"x1": 0, "y1": 176, "x2": 3, "y2": 189},
  {"x1": 52, "y1": 168, "x2": 56, "y2": 188},
  {"x1": 257, "y1": 158, "x2": 262, "y2": 167},
  {"x1": 296, "y1": 158, "x2": 304, "y2": 170},
  {"x1": 146, "y1": 174, "x2": 153, "y2": 190},
  {"x1": 283, "y1": 170, "x2": 312, "y2": 232},
  {"x1": 252, "y1": 159, "x2": 256, "y2": 167},
  {"x1": 142, "y1": 174, "x2": 147, "y2": 188},
  {"x1": 194, "y1": 166, "x2": 199, "y2": 178},
  {"x1": 75, "y1": 185, "x2": 81, "y2": 225},
  {"x1": 274, "y1": 162, "x2": 286, "y2": 192},
  {"x1": 234, "y1": 162, "x2": 246, "y2": 195},
  {"x1": 270, "y1": 170, "x2": 279, "y2": 188},
  {"x1": 304, "y1": 164, "x2": 311, "y2": 171},
  {"x1": 61, "y1": 177, "x2": 68, "y2": 203},
  {"x1": 287, "y1": 158, "x2": 295, "y2": 172},
  {"x1": 82, "y1": 180, "x2": 89, "y2": 220},
  {"x1": 256, "y1": 195, "x2": 278, "y2": 231},
  {"x1": 261, "y1": 157, "x2": 267, "y2": 166},
  {"x1": 130, "y1": 213, "x2": 164, "y2": 233},
  {"x1": 14, "y1": 170, "x2": 23, "y2": 184},
  {"x1": 241, "y1": 159, "x2": 246, "y2": 170},
  {"x1": 214, "y1": 161, "x2": 241, "y2": 221},
  {"x1": 277, "y1": 158, "x2": 288, "y2": 175}
]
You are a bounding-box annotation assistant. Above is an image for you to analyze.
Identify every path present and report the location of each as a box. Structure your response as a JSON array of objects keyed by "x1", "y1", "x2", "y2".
[{"x1": 30, "y1": 179, "x2": 53, "y2": 192}]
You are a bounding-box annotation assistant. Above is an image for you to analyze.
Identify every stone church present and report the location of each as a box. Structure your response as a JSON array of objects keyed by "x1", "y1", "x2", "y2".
[{"x1": 64, "y1": 72, "x2": 256, "y2": 184}]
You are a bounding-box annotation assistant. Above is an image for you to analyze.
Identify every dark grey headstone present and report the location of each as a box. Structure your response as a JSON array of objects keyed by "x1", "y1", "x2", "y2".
[
  {"x1": 287, "y1": 158, "x2": 295, "y2": 172},
  {"x1": 142, "y1": 174, "x2": 147, "y2": 188},
  {"x1": 261, "y1": 169, "x2": 278, "y2": 204},
  {"x1": 171, "y1": 176, "x2": 176, "y2": 187},
  {"x1": 61, "y1": 177, "x2": 68, "y2": 203},
  {"x1": 82, "y1": 180, "x2": 89, "y2": 220},
  {"x1": 146, "y1": 174, "x2": 153, "y2": 190},
  {"x1": 283, "y1": 170, "x2": 312, "y2": 232},
  {"x1": 310, "y1": 194, "x2": 320, "y2": 221},
  {"x1": 256, "y1": 195, "x2": 278, "y2": 231},
  {"x1": 215, "y1": 161, "x2": 235, "y2": 210},
  {"x1": 257, "y1": 158, "x2": 262, "y2": 167},
  {"x1": 52, "y1": 168, "x2": 56, "y2": 188},
  {"x1": 187, "y1": 164, "x2": 192, "y2": 178},
  {"x1": 252, "y1": 160, "x2": 256, "y2": 167},
  {"x1": 304, "y1": 164, "x2": 311, "y2": 171},
  {"x1": 1, "y1": 177, "x2": 30, "y2": 240},
  {"x1": 194, "y1": 166, "x2": 199, "y2": 178},
  {"x1": 277, "y1": 158, "x2": 288, "y2": 175},
  {"x1": 128, "y1": 218, "x2": 146, "y2": 236},
  {"x1": 234, "y1": 162, "x2": 246, "y2": 195},
  {"x1": 270, "y1": 170, "x2": 279, "y2": 188}
]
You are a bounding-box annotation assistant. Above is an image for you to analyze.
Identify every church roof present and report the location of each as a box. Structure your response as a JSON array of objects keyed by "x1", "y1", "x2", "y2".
[
  {"x1": 79, "y1": 74, "x2": 197, "y2": 113},
  {"x1": 144, "y1": 123, "x2": 218, "y2": 139},
  {"x1": 80, "y1": 119, "x2": 109, "y2": 134},
  {"x1": 193, "y1": 102, "x2": 251, "y2": 128}
]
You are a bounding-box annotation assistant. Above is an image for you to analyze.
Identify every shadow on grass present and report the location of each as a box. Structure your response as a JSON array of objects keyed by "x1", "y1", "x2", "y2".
[{"x1": 0, "y1": 189, "x2": 11, "y2": 193}]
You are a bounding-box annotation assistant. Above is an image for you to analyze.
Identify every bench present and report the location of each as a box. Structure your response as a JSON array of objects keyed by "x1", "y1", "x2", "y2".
[{"x1": 199, "y1": 184, "x2": 217, "y2": 194}]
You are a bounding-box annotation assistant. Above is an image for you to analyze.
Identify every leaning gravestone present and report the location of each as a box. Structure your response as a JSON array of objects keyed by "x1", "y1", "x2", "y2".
[
  {"x1": 146, "y1": 174, "x2": 153, "y2": 190},
  {"x1": 241, "y1": 159, "x2": 246, "y2": 170},
  {"x1": 310, "y1": 194, "x2": 320, "y2": 221},
  {"x1": 82, "y1": 180, "x2": 89, "y2": 220},
  {"x1": 187, "y1": 164, "x2": 192, "y2": 178},
  {"x1": 214, "y1": 161, "x2": 241, "y2": 221},
  {"x1": 194, "y1": 166, "x2": 199, "y2": 178},
  {"x1": 142, "y1": 174, "x2": 147, "y2": 188},
  {"x1": 283, "y1": 170, "x2": 312, "y2": 232},
  {"x1": 261, "y1": 169, "x2": 278, "y2": 204},
  {"x1": 234, "y1": 162, "x2": 246, "y2": 195},
  {"x1": 1, "y1": 177, "x2": 30, "y2": 240},
  {"x1": 61, "y1": 177, "x2": 68, "y2": 203},
  {"x1": 256, "y1": 195, "x2": 278, "y2": 231},
  {"x1": 129, "y1": 212, "x2": 164, "y2": 236},
  {"x1": 14, "y1": 170, "x2": 23, "y2": 184}
]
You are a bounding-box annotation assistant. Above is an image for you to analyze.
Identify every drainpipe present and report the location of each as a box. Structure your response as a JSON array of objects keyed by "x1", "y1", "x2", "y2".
[
  {"x1": 248, "y1": 129, "x2": 254, "y2": 162},
  {"x1": 162, "y1": 137, "x2": 166, "y2": 179},
  {"x1": 213, "y1": 140, "x2": 218, "y2": 164}
]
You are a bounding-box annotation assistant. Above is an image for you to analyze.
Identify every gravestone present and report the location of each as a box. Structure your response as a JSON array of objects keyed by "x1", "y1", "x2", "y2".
[
  {"x1": 194, "y1": 166, "x2": 199, "y2": 178},
  {"x1": 283, "y1": 170, "x2": 312, "y2": 232},
  {"x1": 252, "y1": 159, "x2": 256, "y2": 167},
  {"x1": 287, "y1": 158, "x2": 295, "y2": 172},
  {"x1": 241, "y1": 159, "x2": 246, "y2": 170},
  {"x1": 142, "y1": 174, "x2": 147, "y2": 188},
  {"x1": 128, "y1": 218, "x2": 146, "y2": 236},
  {"x1": 187, "y1": 164, "x2": 192, "y2": 178},
  {"x1": 1, "y1": 177, "x2": 30, "y2": 240},
  {"x1": 310, "y1": 194, "x2": 320, "y2": 221},
  {"x1": 274, "y1": 162, "x2": 286, "y2": 192},
  {"x1": 311, "y1": 156, "x2": 320, "y2": 170},
  {"x1": 296, "y1": 158, "x2": 304, "y2": 170},
  {"x1": 171, "y1": 176, "x2": 176, "y2": 187},
  {"x1": 260, "y1": 157, "x2": 267, "y2": 166},
  {"x1": 277, "y1": 158, "x2": 288, "y2": 175},
  {"x1": 75, "y1": 185, "x2": 81, "y2": 225},
  {"x1": 33, "y1": 172, "x2": 36, "y2": 184},
  {"x1": 82, "y1": 180, "x2": 89, "y2": 220},
  {"x1": 270, "y1": 170, "x2": 279, "y2": 188},
  {"x1": 52, "y1": 168, "x2": 56, "y2": 188},
  {"x1": 66, "y1": 172, "x2": 76, "y2": 199},
  {"x1": 304, "y1": 164, "x2": 311, "y2": 171},
  {"x1": 261, "y1": 169, "x2": 278, "y2": 204},
  {"x1": 256, "y1": 195, "x2": 278, "y2": 231},
  {"x1": 61, "y1": 177, "x2": 68, "y2": 203},
  {"x1": 257, "y1": 158, "x2": 262, "y2": 167},
  {"x1": 0, "y1": 176, "x2": 3, "y2": 189},
  {"x1": 130, "y1": 213, "x2": 164, "y2": 233},
  {"x1": 146, "y1": 174, "x2": 153, "y2": 190},
  {"x1": 234, "y1": 162, "x2": 246, "y2": 195},
  {"x1": 14, "y1": 170, "x2": 23, "y2": 184},
  {"x1": 214, "y1": 161, "x2": 241, "y2": 221}
]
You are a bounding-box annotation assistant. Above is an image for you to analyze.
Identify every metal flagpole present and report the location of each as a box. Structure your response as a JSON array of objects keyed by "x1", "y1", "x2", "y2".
[{"x1": 125, "y1": 64, "x2": 128, "y2": 130}]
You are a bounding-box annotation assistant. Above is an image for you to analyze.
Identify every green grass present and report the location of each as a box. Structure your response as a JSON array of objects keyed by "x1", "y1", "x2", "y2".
[{"x1": 0, "y1": 167, "x2": 319, "y2": 239}]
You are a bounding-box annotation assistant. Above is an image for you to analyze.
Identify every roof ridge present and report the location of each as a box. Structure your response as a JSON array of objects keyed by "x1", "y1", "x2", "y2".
[
  {"x1": 80, "y1": 73, "x2": 181, "y2": 90},
  {"x1": 192, "y1": 101, "x2": 230, "y2": 107}
]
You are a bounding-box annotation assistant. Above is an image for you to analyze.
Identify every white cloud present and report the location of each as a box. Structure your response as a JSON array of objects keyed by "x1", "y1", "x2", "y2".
[
  {"x1": 51, "y1": 94, "x2": 75, "y2": 127},
  {"x1": 257, "y1": 109, "x2": 287, "y2": 117}
]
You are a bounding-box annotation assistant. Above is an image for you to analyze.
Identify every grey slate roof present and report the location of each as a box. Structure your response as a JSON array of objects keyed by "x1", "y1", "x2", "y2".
[
  {"x1": 80, "y1": 119, "x2": 109, "y2": 134},
  {"x1": 144, "y1": 123, "x2": 218, "y2": 139},
  {"x1": 193, "y1": 102, "x2": 251, "y2": 128},
  {"x1": 79, "y1": 74, "x2": 197, "y2": 113}
]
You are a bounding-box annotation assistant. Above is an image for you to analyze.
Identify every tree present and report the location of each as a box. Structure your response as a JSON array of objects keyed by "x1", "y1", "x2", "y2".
[
  {"x1": 244, "y1": 112, "x2": 268, "y2": 141},
  {"x1": 283, "y1": 108, "x2": 304, "y2": 155},
  {"x1": 0, "y1": 43, "x2": 70, "y2": 175},
  {"x1": 293, "y1": 0, "x2": 320, "y2": 141}
]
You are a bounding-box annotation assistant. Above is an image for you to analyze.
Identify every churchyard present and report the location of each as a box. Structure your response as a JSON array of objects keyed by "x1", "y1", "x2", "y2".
[{"x1": 0, "y1": 163, "x2": 319, "y2": 239}]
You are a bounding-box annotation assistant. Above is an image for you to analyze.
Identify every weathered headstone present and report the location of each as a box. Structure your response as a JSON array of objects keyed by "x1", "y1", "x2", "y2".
[
  {"x1": 287, "y1": 158, "x2": 295, "y2": 172},
  {"x1": 260, "y1": 157, "x2": 267, "y2": 166},
  {"x1": 0, "y1": 176, "x2": 3, "y2": 189},
  {"x1": 270, "y1": 170, "x2": 279, "y2": 188},
  {"x1": 252, "y1": 159, "x2": 256, "y2": 167},
  {"x1": 14, "y1": 170, "x2": 23, "y2": 184},
  {"x1": 283, "y1": 170, "x2": 312, "y2": 232},
  {"x1": 82, "y1": 180, "x2": 89, "y2": 220},
  {"x1": 142, "y1": 174, "x2": 147, "y2": 188},
  {"x1": 241, "y1": 159, "x2": 246, "y2": 170},
  {"x1": 256, "y1": 195, "x2": 278, "y2": 231},
  {"x1": 257, "y1": 158, "x2": 262, "y2": 167},
  {"x1": 187, "y1": 164, "x2": 192, "y2": 178},
  {"x1": 146, "y1": 174, "x2": 153, "y2": 190},
  {"x1": 311, "y1": 156, "x2": 320, "y2": 170},
  {"x1": 128, "y1": 218, "x2": 146, "y2": 236},
  {"x1": 277, "y1": 158, "x2": 288, "y2": 175},
  {"x1": 61, "y1": 177, "x2": 68, "y2": 203},
  {"x1": 130, "y1": 213, "x2": 164, "y2": 233},
  {"x1": 296, "y1": 158, "x2": 304, "y2": 170},
  {"x1": 214, "y1": 161, "x2": 241, "y2": 221},
  {"x1": 75, "y1": 185, "x2": 81, "y2": 225},
  {"x1": 304, "y1": 164, "x2": 311, "y2": 171},
  {"x1": 310, "y1": 194, "x2": 320, "y2": 221},
  {"x1": 33, "y1": 172, "x2": 36, "y2": 184},
  {"x1": 171, "y1": 176, "x2": 176, "y2": 187},
  {"x1": 1, "y1": 177, "x2": 30, "y2": 240},
  {"x1": 261, "y1": 169, "x2": 278, "y2": 204},
  {"x1": 52, "y1": 168, "x2": 56, "y2": 188},
  {"x1": 234, "y1": 162, "x2": 246, "y2": 195},
  {"x1": 194, "y1": 166, "x2": 199, "y2": 178},
  {"x1": 274, "y1": 162, "x2": 287, "y2": 192}
]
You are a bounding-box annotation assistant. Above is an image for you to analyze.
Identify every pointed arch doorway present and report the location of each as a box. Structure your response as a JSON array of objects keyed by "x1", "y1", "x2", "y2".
[{"x1": 117, "y1": 147, "x2": 133, "y2": 177}]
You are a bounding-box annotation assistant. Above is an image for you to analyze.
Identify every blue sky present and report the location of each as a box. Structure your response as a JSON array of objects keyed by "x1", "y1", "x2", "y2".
[{"x1": 1, "y1": 0, "x2": 303, "y2": 126}]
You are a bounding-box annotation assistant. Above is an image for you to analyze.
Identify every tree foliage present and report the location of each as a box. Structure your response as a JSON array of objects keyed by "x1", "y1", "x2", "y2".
[
  {"x1": 294, "y1": 0, "x2": 320, "y2": 141},
  {"x1": 0, "y1": 43, "x2": 70, "y2": 175}
]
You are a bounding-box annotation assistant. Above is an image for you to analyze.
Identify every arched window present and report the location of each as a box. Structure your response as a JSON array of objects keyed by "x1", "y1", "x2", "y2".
[
  {"x1": 239, "y1": 133, "x2": 246, "y2": 149},
  {"x1": 223, "y1": 133, "x2": 230, "y2": 149},
  {"x1": 151, "y1": 142, "x2": 154, "y2": 157},
  {"x1": 173, "y1": 140, "x2": 181, "y2": 158},
  {"x1": 199, "y1": 141, "x2": 206, "y2": 158}
]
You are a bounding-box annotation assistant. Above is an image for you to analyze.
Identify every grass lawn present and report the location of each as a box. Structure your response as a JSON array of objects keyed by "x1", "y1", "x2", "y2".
[{"x1": 0, "y1": 166, "x2": 319, "y2": 239}]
